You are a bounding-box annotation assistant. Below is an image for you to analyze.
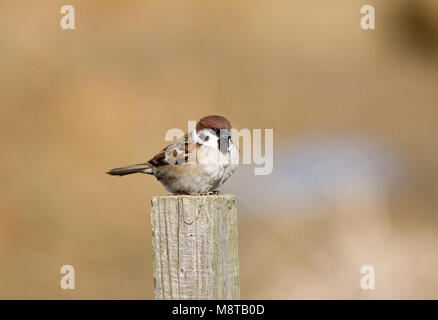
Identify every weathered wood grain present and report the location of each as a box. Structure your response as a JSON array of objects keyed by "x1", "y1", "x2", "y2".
[{"x1": 151, "y1": 195, "x2": 240, "y2": 300}]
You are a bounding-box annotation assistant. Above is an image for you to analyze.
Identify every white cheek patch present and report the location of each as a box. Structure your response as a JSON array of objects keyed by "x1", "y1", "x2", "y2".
[
  {"x1": 205, "y1": 136, "x2": 219, "y2": 149},
  {"x1": 196, "y1": 129, "x2": 217, "y2": 148}
]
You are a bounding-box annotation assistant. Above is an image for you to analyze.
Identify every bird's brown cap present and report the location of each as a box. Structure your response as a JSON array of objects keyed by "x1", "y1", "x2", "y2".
[{"x1": 196, "y1": 115, "x2": 232, "y2": 132}]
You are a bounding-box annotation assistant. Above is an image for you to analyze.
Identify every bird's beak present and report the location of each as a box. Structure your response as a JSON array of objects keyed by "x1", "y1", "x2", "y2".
[{"x1": 218, "y1": 130, "x2": 231, "y2": 154}]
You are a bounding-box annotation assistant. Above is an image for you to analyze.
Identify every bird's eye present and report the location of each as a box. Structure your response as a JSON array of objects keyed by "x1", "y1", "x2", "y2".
[{"x1": 204, "y1": 136, "x2": 209, "y2": 142}]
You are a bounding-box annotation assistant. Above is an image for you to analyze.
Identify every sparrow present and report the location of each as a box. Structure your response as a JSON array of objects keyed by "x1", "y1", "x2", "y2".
[{"x1": 107, "y1": 115, "x2": 239, "y2": 195}]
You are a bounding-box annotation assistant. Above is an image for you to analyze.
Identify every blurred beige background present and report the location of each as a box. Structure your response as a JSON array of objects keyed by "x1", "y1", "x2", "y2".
[{"x1": 1, "y1": 0, "x2": 438, "y2": 299}]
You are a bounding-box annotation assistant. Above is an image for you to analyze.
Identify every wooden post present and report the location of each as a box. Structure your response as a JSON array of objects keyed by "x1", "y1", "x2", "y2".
[{"x1": 150, "y1": 194, "x2": 240, "y2": 300}]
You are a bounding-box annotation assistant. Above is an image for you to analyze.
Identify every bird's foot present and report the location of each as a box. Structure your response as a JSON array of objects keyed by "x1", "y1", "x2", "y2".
[
  {"x1": 204, "y1": 190, "x2": 221, "y2": 195},
  {"x1": 173, "y1": 190, "x2": 221, "y2": 196}
]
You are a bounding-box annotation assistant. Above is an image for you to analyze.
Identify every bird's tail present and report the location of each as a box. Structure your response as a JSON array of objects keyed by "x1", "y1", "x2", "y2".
[{"x1": 106, "y1": 163, "x2": 152, "y2": 176}]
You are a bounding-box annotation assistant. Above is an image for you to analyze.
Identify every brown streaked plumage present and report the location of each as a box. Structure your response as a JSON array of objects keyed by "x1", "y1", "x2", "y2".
[{"x1": 107, "y1": 133, "x2": 198, "y2": 175}]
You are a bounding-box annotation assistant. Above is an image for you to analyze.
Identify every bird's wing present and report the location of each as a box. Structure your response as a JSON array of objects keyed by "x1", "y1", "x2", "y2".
[{"x1": 147, "y1": 132, "x2": 200, "y2": 167}]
